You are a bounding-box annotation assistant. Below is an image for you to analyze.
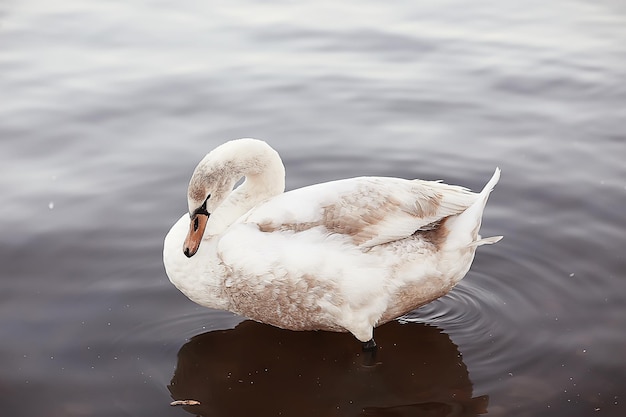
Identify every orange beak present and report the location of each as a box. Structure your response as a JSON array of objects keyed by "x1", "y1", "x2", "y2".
[{"x1": 183, "y1": 213, "x2": 209, "y2": 258}]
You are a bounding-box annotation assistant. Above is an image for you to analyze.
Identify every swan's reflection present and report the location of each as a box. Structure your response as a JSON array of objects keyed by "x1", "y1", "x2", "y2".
[{"x1": 168, "y1": 320, "x2": 488, "y2": 416}]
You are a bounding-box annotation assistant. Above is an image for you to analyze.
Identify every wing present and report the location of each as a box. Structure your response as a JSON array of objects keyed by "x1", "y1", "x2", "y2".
[{"x1": 241, "y1": 177, "x2": 478, "y2": 248}]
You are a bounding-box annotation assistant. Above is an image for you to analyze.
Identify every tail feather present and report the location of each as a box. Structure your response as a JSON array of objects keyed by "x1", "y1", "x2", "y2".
[
  {"x1": 482, "y1": 167, "x2": 501, "y2": 195},
  {"x1": 462, "y1": 167, "x2": 500, "y2": 224},
  {"x1": 442, "y1": 168, "x2": 501, "y2": 249},
  {"x1": 469, "y1": 235, "x2": 503, "y2": 247}
]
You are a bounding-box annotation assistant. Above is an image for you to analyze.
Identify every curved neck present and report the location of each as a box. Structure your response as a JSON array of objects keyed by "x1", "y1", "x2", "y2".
[{"x1": 202, "y1": 139, "x2": 286, "y2": 236}]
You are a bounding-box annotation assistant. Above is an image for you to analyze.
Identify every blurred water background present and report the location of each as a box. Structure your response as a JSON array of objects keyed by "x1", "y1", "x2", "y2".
[{"x1": 1, "y1": 0, "x2": 625, "y2": 416}]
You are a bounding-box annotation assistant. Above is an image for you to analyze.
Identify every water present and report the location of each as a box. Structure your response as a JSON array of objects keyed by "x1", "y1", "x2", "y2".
[{"x1": 1, "y1": 0, "x2": 625, "y2": 416}]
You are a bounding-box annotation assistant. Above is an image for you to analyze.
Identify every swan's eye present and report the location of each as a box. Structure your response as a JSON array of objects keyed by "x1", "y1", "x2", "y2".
[{"x1": 193, "y1": 216, "x2": 199, "y2": 232}]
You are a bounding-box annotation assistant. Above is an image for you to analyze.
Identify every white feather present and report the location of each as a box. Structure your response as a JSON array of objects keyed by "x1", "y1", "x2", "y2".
[{"x1": 163, "y1": 139, "x2": 501, "y2": 343}]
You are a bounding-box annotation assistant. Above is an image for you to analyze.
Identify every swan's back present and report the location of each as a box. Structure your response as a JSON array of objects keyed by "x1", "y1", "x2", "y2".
[{"x1": 241, "y1": 176, "x2": 481, "y2": 248}]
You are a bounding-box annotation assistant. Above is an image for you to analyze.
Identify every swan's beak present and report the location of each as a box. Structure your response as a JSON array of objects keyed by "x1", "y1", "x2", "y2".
[{"x1": 183, "y1": 213, "x2": 209, "y2": 258}]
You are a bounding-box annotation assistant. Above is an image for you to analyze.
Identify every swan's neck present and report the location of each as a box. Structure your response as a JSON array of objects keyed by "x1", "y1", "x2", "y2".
[{"x1": 202, "y1": 139, "x2": 286, "y2": 236}]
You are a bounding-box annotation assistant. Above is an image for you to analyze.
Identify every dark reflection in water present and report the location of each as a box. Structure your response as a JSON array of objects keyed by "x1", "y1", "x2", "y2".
[{"x1": 169, "y1": 320, "x2": 488, "y2": 417}]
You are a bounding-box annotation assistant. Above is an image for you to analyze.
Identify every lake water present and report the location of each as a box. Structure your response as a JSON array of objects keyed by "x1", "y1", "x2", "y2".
[{"x1": 1, "y1": 0, "x2": 625, "y2": 416}]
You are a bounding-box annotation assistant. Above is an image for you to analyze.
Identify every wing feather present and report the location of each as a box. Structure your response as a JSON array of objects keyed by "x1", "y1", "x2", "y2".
[{"x1": 241, "y1": 177, "x2": 478, "y2": 248}]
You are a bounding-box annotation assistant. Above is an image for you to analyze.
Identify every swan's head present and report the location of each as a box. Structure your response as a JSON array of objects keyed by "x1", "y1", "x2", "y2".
[
  {"x1": 183, "y1": 163, "x2": 237, "y2": 258},
  {"x1": 182, "y1": 139, "x2": 286, "y2": 258}
]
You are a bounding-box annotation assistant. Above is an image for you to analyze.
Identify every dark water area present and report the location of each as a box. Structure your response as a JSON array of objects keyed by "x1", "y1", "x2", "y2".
[
  {"x1": 1, "y1": 0, "x2": 626, "y2": 416},
  {"x1": 169, "y1": 321, "x2": 489, "y2": 416}
]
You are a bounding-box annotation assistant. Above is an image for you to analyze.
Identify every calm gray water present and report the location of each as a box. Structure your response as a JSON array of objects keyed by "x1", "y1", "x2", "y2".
[{"x1": 1, "y1": 0, "x2": 626, "y2": 416}]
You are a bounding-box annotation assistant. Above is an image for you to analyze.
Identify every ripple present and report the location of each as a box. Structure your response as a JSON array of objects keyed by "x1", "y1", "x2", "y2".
[
  {"x1": 107, "y1": 308, "x2": 245, "y2": 409},
  {"x1": 399, "y1": 251, "x2": 555, "y2": 387},
  {"x1": 113, "y1": 308, "x2": 244, "y2": 349}
]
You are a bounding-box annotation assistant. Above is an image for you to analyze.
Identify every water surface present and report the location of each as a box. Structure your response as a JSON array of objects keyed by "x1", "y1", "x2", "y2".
[{"x1": 1, "y1": 1, "x2": 625, "y2": 416}]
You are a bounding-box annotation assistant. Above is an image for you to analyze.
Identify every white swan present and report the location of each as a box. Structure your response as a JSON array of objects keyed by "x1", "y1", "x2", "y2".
[{"x1": 164, "y1": 138, "x2": 502, "y2": 347}]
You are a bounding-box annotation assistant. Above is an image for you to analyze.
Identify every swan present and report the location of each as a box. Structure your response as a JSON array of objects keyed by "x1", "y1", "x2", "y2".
[{"x1": 163, "y1": 138, "x2": 502, "y2": 349}]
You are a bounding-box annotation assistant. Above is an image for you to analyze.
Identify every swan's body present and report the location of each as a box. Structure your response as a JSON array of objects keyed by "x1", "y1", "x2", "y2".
[{"x1": 164, "y1": 139, "x2": 501, "y2": 344}]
